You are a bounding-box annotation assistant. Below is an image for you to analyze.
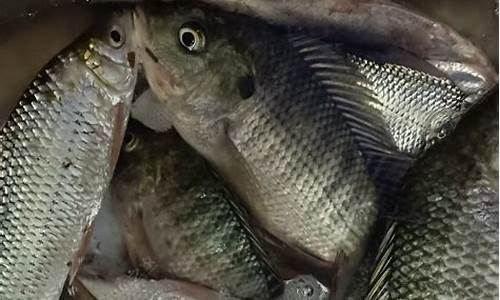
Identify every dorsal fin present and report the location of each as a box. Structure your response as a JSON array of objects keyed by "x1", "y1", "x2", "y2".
[
  {"x1": 288, "y1": 34, "x2": 414, "y2": 195},
  {"x1": 364, "y1": 221, "x2": 397, "y2": 300}
]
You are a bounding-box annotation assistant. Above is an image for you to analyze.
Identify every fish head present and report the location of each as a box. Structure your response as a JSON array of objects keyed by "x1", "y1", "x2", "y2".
[
  {"x1": 133, "y1": 3, "x2": 253, "y2": 146},
  {"x1": 81, "y1": 8, "x2": 138, "y2": 102}
]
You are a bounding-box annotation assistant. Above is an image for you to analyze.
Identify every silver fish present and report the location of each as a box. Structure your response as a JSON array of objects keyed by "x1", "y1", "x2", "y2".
[
  {"x1": 365, "y1": 98, "x2": 498, "y2": 300},
  {"x1": 0, "y1": 10, "x2": 137, "y2": 299}
]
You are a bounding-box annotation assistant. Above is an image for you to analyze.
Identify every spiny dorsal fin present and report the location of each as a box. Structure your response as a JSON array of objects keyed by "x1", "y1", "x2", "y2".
[
  {"x1": 364, "y1": 221, "x2": 397, "y2": 300},
  {"x1": 288, "y1": 34, "x2": 414, "y2": 196}
]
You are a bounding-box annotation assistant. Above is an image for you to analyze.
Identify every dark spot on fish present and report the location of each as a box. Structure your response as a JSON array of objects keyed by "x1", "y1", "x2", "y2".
[
  {"x1": 145, "y1": 47, "x2": 159, "y2": 63},
  {"x1": 66, "y1": 261, "x2": 72, "y2": 267},
  {"x1": 127, "y1": 52, "x2": 136, "y2": 68},
  {"x1": 238, "y1": 74, "x2": 255, "y2": 99},
  {"x1": 62, "y1": 161, "x2": 72, "y2": 169}
]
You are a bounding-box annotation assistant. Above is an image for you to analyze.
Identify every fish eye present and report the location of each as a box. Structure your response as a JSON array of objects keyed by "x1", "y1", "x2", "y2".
[
  {"x1": 178, "y1": 23, "x2": 205, "y2": 53},
  {"x1": 109, "y1": 25, "x2": 125, "y2": 48}
]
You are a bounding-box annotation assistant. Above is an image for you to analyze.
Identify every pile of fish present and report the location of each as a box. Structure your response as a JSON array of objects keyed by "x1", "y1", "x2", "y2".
[{"x1": 0, "y1": 1, "x2": 497, "y2": 299}]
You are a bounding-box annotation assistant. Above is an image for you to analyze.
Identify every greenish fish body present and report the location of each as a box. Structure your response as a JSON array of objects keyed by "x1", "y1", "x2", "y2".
[
  {"x1": 0, "y1": 11, "x2": 137, "y2": 299},
  {"x1": 366, "y1": 99, "x2": 498, "y2": 300},
  {"x1": 132, "y1": 3, "x2": 476, "y2": 297},
  {"x1": 111, "y1": 122, "x2": 282, "y2": 299}
]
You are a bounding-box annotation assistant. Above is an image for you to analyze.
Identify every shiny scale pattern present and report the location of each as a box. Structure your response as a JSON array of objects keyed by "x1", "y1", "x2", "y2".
[
  {"x1": 228, "y1": 32, "x2": 379, "y2": 262},
  {"x1": 367, "y1": 101, "x2": 498, "y2": 300},
  {"x1": 112, "y1": 127, "x2": 281, "y2": 299},
  {"x1": 351, "y1": 55, "x2": 467, "y2": 155},
  {"x1": 0, "y1": 42, "x2": 135, "y2": 299}
]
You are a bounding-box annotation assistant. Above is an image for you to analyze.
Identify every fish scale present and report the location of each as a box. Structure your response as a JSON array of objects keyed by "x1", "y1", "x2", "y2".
[
  {"x1": 111, "y1": 124, "x2": 282, "y2": 299},
  {"x1": 350, "y1": 55, "x2": 467, "y2": 155},
  {"x1": 133, "y1": 3, "x2": 483, "y2": 297},
  {"x1": 0, "y1": 11, "x2": 137, "y2": 299},
  {"x1": 228, "y1": 33, "x2": 389, "y2": 263},
  {"x1": 365, "y1": 100, "x2": 498, "y2": 300}
]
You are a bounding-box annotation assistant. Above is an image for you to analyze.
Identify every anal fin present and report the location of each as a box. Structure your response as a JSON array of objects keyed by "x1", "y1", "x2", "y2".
[{"x1": 364, "y1": 221, "x2": 397, "y2": 300}]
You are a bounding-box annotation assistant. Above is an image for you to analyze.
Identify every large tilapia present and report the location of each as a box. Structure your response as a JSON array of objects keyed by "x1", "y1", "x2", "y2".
[
  {"x1": 0, "y1": 10, "x2": 137, "y2": 299},
  {"x1": 132, "y1": 3, "x2": 485, "y2": 297},
  {"x1": 110, "y1": 121, "x2": 282, "y2": 299},
  {"x1": 365, "y1": 98, "x2": 498, "y2": 300}
]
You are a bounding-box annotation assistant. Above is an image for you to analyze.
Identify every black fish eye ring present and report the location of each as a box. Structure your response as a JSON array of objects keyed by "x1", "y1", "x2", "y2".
[
  {"x1": 109, "y1": 25, "x2": 125, "y2": 48},
  {"x1": 179, "y1": 23, "x2": 206, "y2": 52}
]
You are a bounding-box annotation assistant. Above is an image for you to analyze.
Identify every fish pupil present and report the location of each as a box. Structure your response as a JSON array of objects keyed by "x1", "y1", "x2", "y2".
[
  {"x1": 110, "y1": 29, "x2": 121, "y2": 44},
  {"x1": 181, "y1": 32, "x2": 196, "y2": 48}
]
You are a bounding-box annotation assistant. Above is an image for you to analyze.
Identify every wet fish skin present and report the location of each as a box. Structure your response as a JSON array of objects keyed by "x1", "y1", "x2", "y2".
[
  {"x1": 349, "y1": 53, "x2": 469, "y2": 155},
  {"x1": 67, "y1": 275, "x2": 332, "y2": 300},
  {"x1": 74, "y1": 276, "x2": 235, "y2": 300},
  {"x1": 276, "y1": 275, "x2": 330, "y2": 300},
  {"x1": 111, "y1": 122, "x2": 282, "y2": 299},
  {"x1": 135, "y1": 4, "x2": 383, "y2": 293},
  {"x1": 169, "y1": 0, "x2": 498, "y2": 96},
  {"x1": 366, "y1": 99, "x2": 499, "y2": 300},
  {"x1": 0, "y1": 11, "x2": 137, "y2": 299},
  {"x1": 133, "y1": 3, "x2": 480, "y2": 297}
]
